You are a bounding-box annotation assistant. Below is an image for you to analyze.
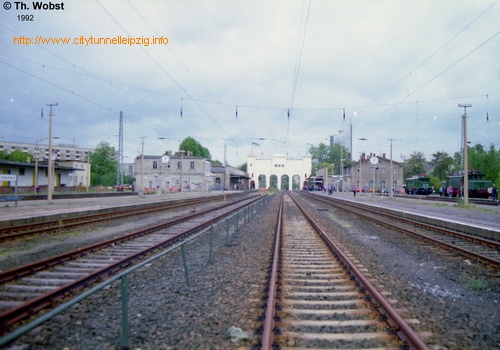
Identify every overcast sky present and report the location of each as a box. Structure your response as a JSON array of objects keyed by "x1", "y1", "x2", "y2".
[{"x1": 1, "y1": 1, "x2": 499, "y2": 166}]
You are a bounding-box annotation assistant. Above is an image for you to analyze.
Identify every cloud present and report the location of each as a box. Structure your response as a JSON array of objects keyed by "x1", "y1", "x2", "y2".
[{"x1": 1, "y1": 0, "x2": 499, "y2": 166}]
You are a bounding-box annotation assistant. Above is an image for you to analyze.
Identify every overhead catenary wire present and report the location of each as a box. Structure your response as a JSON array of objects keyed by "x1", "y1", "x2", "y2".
[
  {"x1": 125, "y1": 0, "x2": 242, "y2": 134},
  {"x1": 364, "y1": 0, "x2": 499, "y2": 109},
  {"x1": 287, "y1": 0, "x2": 312, "y2": 153},
  {"x1": 1, "y1": 2, "x2": 498, "y2": 162},
  {"x1": 354, "y1": 31, "x2": 500, "y2": 135},
  {"x1": 95, "y1": 0, "x2": 230, "y2": 138}
]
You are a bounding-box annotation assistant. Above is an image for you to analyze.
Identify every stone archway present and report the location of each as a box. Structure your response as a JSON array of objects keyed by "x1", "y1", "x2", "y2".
[
  {"x1": 258, "y1": 174, "x2": 266, "y2": 188},
  {"x1": 270, "y1": 174, "x2": 278, "y2": 189},
  {"x1": 281, "y1": 175, "x2": 289, "y2": 190},
  {"x1": 292, "y1": 174, "x2": 301, "y2": 190}
]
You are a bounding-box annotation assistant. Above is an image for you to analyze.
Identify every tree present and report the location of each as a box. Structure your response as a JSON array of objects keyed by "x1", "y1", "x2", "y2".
[
  {"x1": 429, "y1": 151, "x2": 453, "y2": 181},
  {"x1": 0, "y1": 149, "x2": 31, "y2": 162},
  {"x1": 483, "y1": 144, "x2": 500, "y2": 185},
  {"x1": 310, "y1": 142, "x2": 349, "y2": 175},
  {"x1": 403, "y1": 152, "x2": 426, "y2": 180},
  {"x1": 179, "y1": 137, "x2": 211, "y2": 159},
  {"x1": 90, "y1": 141, "x2": 117, "y2": 186},
  {"x1": 237, "y1": 163, "x2": 247, "y2": 172}
]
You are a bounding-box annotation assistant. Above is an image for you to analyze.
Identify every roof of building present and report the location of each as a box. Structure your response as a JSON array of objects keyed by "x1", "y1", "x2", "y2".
[{"x1": 0, "y1": 160, "x2": 82, "y2": 171}]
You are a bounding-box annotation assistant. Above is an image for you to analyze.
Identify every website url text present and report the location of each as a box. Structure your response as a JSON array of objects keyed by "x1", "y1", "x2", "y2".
[{"x1": 13, "y1": 35, "x2": 169, "y2": 46}]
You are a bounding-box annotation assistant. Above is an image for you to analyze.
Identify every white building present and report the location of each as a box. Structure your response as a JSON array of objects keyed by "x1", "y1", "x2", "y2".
[
  {"x1": 247, "y1": 154, "x2": 312, "y2": 190},
  {"x1": 0, "y1": 160, "x2": 84, "y2": 194},
  {"x1": 0, "y1": 141, "x2": 92, "y2": 162}
]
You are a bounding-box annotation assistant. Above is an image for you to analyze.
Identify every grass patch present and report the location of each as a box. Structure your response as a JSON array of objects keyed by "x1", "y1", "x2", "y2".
[
  {"x1": 455, "y1": 201, "x2": 475, "y2": 209},
  {"x1": 432, "y1": 203, "x2": 449, "y2": 208},
  {"x1": 466, "y1": 277, "x2": 488, "y2": 291}
]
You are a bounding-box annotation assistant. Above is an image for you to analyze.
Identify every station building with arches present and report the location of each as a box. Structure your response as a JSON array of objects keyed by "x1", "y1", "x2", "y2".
[{"x1": 247, "y1": 154, "x2": 312, "y2": 190}]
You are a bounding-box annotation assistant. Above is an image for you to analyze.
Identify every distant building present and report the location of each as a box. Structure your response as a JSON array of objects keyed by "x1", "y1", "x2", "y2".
[
  {"x1": 133, "y1": 153, "x2": 251, "y2": 193},
  {"x1": 134, "y1": 154, "x2": 211, "y2": 193},
  {"x1": 246, "y1": 154, "x2": 312, "y2": 190},
  {"x1": 0, "y1": 160, "x2": 84, "y2": 194},
  {"x1": 345, "y1": 152, "x2": 404, "y2": 192},
  {"x1": 0, "y1": 141, "x2": 93, "y2": 162},
  {"x1": 211, "y1": 164, "x2": 249, "y2": 190},
  {"x1": 0, "y1": 141, "x2": 92, "y2": 190}
]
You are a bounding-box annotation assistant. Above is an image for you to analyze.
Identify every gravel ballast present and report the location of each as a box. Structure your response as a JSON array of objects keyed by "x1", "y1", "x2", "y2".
[{"x1": 3, "y1": 193, "x2": 499, "y2": 349}]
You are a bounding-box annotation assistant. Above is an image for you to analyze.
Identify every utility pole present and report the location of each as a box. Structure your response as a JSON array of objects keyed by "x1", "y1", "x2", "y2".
[
  {"x1": 139, "y1": 136, "x2": 146, "y2": 197},
  {"x1": 117, "y1": 111, "x2": 124, "y2": 186},
  {"x1": 179, "y1": 150, "x2": 185, "y2": 192},
  {"x1": 388, "y1": 138, "x2": 394, "y2": 199},
  {"x1": 458, "y1": 104, "x2": 471, "y2": 205},
  {"x1": 45, "y1": 102, "x2": 58, "y2": 201}
]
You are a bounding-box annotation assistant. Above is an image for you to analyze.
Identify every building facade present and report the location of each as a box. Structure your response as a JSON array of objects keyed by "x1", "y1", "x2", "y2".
[
  {"x1": 0, "y1": 141, "x2": 92, "y2": 189},
  {"x1": 247, "y1": 154, "x2": 312, "y2": 190},
  {"x1": 0, "y1": 160, "x2": 84, "y2": 194},
  {"x1": 134, "y1": 154, "x2": 251, "y2": 193},
  {"x1": 0, "y1": 141, "x2": 93, "y2": 163},
  {"x1": 345, "y1": 152, "x2": 404, "y2": 192},
  {"x1": 134, "y1": 154, "x2": 213, "y2": 193}
]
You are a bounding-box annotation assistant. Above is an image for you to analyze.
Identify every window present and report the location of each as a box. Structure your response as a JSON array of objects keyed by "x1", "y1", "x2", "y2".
[
  {"x1": 381, "y1": 167, "x2": 386, "y2": 174},
  {"x1": 19, "y1": 168, "x2": 25, "y2": 176},
  {"x1": 177, "y1": 161, "x2": 182, "y2": 169},
  {"x1": 153, "y1": 161, "x2": 158, "y2": 169},
  {"x1": 190, "y1": 161, "x2": 195, "y2": 170}
]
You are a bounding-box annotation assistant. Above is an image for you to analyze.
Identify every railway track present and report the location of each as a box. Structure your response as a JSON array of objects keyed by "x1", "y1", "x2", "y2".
[
  {"x1": 0, "y1": 193, "x2": 245, "y2": 242},
  {"x1": 390, "y1": 193, "x2": 498, "y2": 206},
  {"x1": 261, "y1": 193, "x2": 430, "y2": 349},
  {"x1": 0, "y1": 194, "x2": 262, "y2": 334},
  {"x1": 303, "y1": 192, "x2": 500, "y2": 270}
]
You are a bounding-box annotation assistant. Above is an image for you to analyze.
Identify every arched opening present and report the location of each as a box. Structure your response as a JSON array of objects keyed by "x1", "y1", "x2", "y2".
[
  {"x1": 281, "y1": 175, "x2": 289, "y2": 190},
  {"x1": 250, "y1": 180, "x2": 255, "y2": 189},
  {"x1": 270, "y1": 174, "x2": 278, "y2": 189},
  {"x1": 292, "y1": 174, "x2": 301, "y2": 190},
  {"x1": 258, "y1": 174, "x2": 266, "y2": 188},
  {"x1": 215, "y1": 177, "x2": 221, "y2": 190}
]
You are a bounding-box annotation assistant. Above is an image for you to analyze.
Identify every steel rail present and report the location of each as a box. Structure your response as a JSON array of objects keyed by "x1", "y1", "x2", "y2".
[
  {"x1": 305, "y1": 193, "x2": 500, "y2": 269},
  {"x1": 0, "y1": 195, "x2": 255, "y2": 285},
  {"x1": 320, "y1": 194, "x2": 498, "y2": 248},
  {"x1": 0, "y1": 195, "x2": 262, "y2": 333},
  {"x1": 260, "y1": 196, "x2": 283, "y2": 349},
  {"x1": 0, "y1": 194, "x2": 241, "y2": 241},
  {"x1": 289, "y1": 192, "x2": 430, "y2": 350}
]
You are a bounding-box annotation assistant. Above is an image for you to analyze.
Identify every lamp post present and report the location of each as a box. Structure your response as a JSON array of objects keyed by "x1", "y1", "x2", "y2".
[
  {"x1": 458, "y1": 104, "x2": 472, "y2": 205},
  {"x1": 179, "y1": 150, "x2": 185, "y2": 192},
  {"x1": 359, "y1": 157, "x2": 362, "y2": 189},
  {"x1": 221, "y1": 138, "x2": 235, "y2": 190},
  {"x1": 358, "y1": 138, "x2": 367, "y2": 193},
  {"x1": 372, "y1": 166, "x2": 376, "y2": 195},
  {"x1": 388, "y1": 138, "x2": 394, "y2": 199},
  {"x1": 139, "y1": 136, "x2": 146, "y2": 197},
  {"x1": 337, "y1": 130, "x2": 343, "y2": 192},
  {"x1": 35, "y1": 137, "x2": 59, "y2": 195},
  {"x1": 45, "y1": 103, "x2": 58, "y2": 201}
]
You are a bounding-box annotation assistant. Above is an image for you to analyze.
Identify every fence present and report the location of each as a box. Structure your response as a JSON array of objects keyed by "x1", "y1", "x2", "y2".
[{"x1": 0, "y1": 195, "x2": 271, "y2": 348}]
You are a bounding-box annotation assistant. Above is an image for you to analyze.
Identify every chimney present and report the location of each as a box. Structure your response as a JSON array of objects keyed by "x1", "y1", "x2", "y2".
[{"x1": 382, "y1": 153, "x2": 386, "y2": 158}]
